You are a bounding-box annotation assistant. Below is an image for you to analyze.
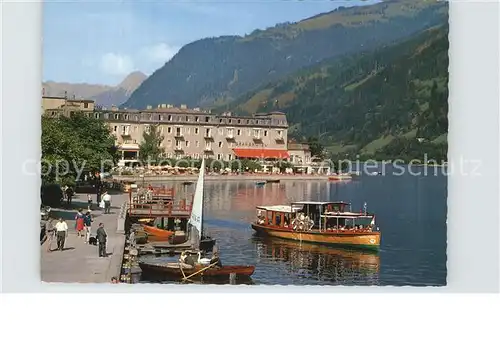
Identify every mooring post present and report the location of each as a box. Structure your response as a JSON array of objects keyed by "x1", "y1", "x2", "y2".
[{"x1": 229, "y1": 272, "x2": 236, "y2": 285}]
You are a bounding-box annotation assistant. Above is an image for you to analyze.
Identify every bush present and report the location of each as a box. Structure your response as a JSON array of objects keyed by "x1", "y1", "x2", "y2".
[{"x1": 41, "y1": 184, "x2": 63, "y2": 207}]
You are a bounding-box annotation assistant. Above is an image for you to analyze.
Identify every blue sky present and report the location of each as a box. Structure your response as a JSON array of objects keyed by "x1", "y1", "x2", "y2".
[{"x1": 43, "y1": 0, "x2": 378, "y2": 86}]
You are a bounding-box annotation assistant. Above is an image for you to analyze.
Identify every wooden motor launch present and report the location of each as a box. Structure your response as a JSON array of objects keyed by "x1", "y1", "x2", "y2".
[{"x1": 251, "y1": 201, "x2": 381, "y2": 250}]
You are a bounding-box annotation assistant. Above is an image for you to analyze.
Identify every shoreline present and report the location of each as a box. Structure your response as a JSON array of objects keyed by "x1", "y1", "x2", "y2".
[{"x1": 111, "y1": 174, "x2": 331, "y2": 182}]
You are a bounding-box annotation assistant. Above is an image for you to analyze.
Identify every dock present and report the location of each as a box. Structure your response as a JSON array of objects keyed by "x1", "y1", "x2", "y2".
[{"x1": 40, "y1": 193, "x2": 128, "y2": 283}]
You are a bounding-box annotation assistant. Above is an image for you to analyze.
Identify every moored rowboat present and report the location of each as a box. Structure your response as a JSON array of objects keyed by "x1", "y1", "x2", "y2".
[
  {"x1": 139, "y1": 262, "x2": 255, "y2": 280},
  {"x1": 142, "y1": 225, "x2": 175, "y2": 239}
]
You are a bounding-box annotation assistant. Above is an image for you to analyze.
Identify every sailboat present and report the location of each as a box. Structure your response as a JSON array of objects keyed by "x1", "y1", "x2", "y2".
[
  {"x1": 138, "y1": 158, "x2": 255, "y2": 282},
  {"x1": 188, "y1": 158, "x2": 216, "y2": 252}
]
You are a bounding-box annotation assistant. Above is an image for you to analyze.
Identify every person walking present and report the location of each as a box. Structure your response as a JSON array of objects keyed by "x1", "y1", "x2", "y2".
[
  {"x1": 87, "y1": 194, "x2": 93, "y2": 211},
  {"x1": 75, "y1": 209, "x2": 85, "y2": 238},
  {"x1": 102, "y1": 191, "x2": 112, "y2": 214},
  {"x1": 65, "y1": 186, "x2": 74, "y2": 206},
  {"x1": 54, "y1": 218, "x2": 68, "y2": 251},
  {"x1": 83, "y1": 211, "x2": 93, "y2": 244},
  {"x1": 96, "y1": 223, "x2": 107, "y2": 257},
  {"x1": 45, "y1": 219, "x2": 56, "y2": 252}
]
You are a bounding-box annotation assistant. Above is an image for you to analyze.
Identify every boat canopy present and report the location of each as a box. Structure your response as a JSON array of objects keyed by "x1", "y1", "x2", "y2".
[
  {"x1": 322, "y1": 211, "x2": 374, "y2": 219},
  {"x1": 292, "y1": 201, "x2": 351, "y2": 206},
  {"x1": 256, "y1": 205, "x2": 298, "y2": 214}
]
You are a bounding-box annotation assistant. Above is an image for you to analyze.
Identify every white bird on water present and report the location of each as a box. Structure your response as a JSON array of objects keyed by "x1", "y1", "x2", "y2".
[{"x1": 197, "y1": 252, "x2": 211, "y2": 265}]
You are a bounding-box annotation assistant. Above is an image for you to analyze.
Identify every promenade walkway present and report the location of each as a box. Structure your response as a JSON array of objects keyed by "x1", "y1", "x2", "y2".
[{"x1": 40, "y1": 193, "x2": 128, "y2": 283}]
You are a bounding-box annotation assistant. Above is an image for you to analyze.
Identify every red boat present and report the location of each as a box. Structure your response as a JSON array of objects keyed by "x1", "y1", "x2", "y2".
[
  {"x1": 139, "y1": 261, "x2": 255, "y2": 281},
  {"x1": 142, "y1": 225, "x2": 175, "y2": 240}
]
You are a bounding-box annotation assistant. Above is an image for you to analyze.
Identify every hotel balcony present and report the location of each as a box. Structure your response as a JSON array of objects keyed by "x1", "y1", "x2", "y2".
[
  {"x1": 204, "y1": 147, "x2": 214, "y2": 153},
  {"x1": 275, "y1": 136, "x2": 285, "y2": 143},
  {"x1": 121, "y1": 131, "x2": 131, "y2": 137},
  {"x1": 174, "y1": 133, "x2": 184, "y2": 139},
  {"x1": 226, "y1": 134, "x2": 235, "y2": 141},
  {"x1": 204, "y1": 134, "x2": 214, "y2": 140},
  {"x1": 175, "y1": 145, "x2": 184, "y2": 151}
]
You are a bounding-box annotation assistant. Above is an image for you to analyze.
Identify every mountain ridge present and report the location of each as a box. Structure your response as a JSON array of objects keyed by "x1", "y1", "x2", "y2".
[
  {"x1": 223, "y1": 23, "x2": 449, "y2": 160},
  {"x1": 42, "y1": 71, "x2": 147, "y2": 108},
  {"x1": 123, "y1": 0, "x2": 447, "y2": 109}
]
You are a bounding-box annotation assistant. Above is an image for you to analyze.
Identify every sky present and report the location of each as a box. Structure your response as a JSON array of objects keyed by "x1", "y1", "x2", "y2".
[{"x1": 43, "y1": 0, "x2": 379, "y2": 86}]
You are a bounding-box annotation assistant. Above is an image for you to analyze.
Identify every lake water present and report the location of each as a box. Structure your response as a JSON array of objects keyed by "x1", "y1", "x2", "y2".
[{"x1": 140, "y1": 165, "x2": 447, "y2": 286}]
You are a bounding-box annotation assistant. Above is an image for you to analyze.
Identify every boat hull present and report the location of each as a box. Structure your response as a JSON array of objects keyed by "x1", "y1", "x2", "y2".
[
  {"x1": 139, "y1": 262, "x2": 255, "y2": 281},
  {"x1": 251, "y1": 223, "x2": 380, "y2": 250},
  {"x1": 142, "y1": 225, "x2": 175, "y2": 239}
]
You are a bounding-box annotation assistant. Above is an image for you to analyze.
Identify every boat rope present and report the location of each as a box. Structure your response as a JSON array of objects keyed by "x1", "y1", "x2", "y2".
[{"x1": 181, "y1": 261, "x2": 219, "y2": 282}]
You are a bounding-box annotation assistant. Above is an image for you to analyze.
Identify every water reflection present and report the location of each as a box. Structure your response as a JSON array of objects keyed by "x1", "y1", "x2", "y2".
[
  {"x1": 252, "y1": 235, "x2": 380, "y2": 285},
  {"x1": 141, "y1": 169, "x2": 446, "y2": 286}
]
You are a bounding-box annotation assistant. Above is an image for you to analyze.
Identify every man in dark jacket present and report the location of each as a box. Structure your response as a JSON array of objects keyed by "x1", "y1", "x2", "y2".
[{"x1": 96, "y1": 223, "x2": 107, "y2": 257}]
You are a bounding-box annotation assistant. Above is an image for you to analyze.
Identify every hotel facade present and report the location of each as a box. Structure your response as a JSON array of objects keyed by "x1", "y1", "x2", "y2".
[{"x1": 42, "y1": 97, "x2": 328, "y2": 173}]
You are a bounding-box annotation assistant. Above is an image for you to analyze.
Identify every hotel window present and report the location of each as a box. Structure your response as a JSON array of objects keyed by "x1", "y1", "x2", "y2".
[
  {"x1": 227, "y1": 154, "x2": 233, "y2": 161},
  {"x1": 228, "y1": 119, "x2": 232, "y2": 124},
  {"x1": 186, "y1": 127, "x2": 191, "y2": 135},
  {"x1": 195, "y1": 127, "x2": 199, "y2": 134},
  {"x1": 238, "y1": 119, "x2": 241, "y2": 124},
  {"x1": 254, "y1": 129, "x2": 260, "y2": 138},
  {"x1": 159, "y1": 115, "x2": 163, "y2": 121},
  {"x1": 195, "y1": 141, "x2": 200, "y2": 148},
  {"x1": 237, "y1": 129, "x2": 241, "y2": 136},
  {"x1": 264, "y1": 130, "x2": 268, "y2": 137},
  {"x1": 277, "y1": 130, "x2": 283, "y2": 137},
  {"x1": 247, "y1": 120, "x2": 251, "y2": 124},
  {"x1": 219, "y1": 119, "x2": 223, "y2": 123},
  {"x1": 167, "y1": 127, "x2": 172, "y2": 134},
  {"x1": 195, "y1": 116, "x2": 200, "y2": 122},
  {"x1": 168, "y1": 115, "x2": 172, "y2": 121},
  {"x1": 205, "y1": 116, "x2": 210, "y2": 122},
  {"x1": 84, "y1": 102, "x2": 89, "y2": 108},
  {"x1": 205, "y1": 128, "x2": 211, "y2": 137},
  {"x1": 113, "y1": 126, "x2": 118, "y2": 132},
  {"x1": 218, "y1": 141, "x2": 223, "y2": 147},
  {"x1": 185, "y1": 141, "x2": 190, "y2": 147},
  {"x1": 114, "y1": 114, "x2": 119, "y2": 120},
  {"x1": 125, "y1": 114, "x2": 129, "y2": 120},
  {"x1": 217, "y1": 154, "x2": 223, "y2": 160}
]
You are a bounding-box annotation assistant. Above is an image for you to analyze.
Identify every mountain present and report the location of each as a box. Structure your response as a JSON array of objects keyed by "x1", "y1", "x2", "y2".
[
  {"x1": 225, "y1": 23, "x2": 449, "y2": 161},
  {"x1": 42, "y1": 71, "x2": 147, "y2": 108},
  {"x1": 123, "y1": 0, "x2": 447, "y2": 109}
]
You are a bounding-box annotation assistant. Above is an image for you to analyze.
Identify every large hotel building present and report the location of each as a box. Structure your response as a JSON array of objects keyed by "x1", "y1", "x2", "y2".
[{"x1": 42, "y1": 96, "x2": 327, "y2": 173}]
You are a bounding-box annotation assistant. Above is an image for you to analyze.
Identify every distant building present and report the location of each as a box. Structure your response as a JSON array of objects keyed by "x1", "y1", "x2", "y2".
[{"x1": 42, "y1": 96, "x2": 95, "y2": 115}]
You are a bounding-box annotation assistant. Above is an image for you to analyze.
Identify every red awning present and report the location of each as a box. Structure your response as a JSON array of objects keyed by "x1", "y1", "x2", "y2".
[{"x1": 232, "y1": 148, "x2": 289, "y2": 159}]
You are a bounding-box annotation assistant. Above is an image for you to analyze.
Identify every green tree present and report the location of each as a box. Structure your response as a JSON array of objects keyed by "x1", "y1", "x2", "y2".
[
  {"x1": 139, "y1": 124, "x2": 165, "y2": 163},
  {"x1": 41, "y1": 112, "x2": 118, "y2": 185},
  {"x1": 306, "y1": 136, "x2": 325, "y2": 159}
]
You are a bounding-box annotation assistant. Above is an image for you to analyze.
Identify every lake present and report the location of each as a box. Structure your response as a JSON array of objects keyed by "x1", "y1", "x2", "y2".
[{"x1": 140, "y1": 165, "x2": 447, "y2": 286}]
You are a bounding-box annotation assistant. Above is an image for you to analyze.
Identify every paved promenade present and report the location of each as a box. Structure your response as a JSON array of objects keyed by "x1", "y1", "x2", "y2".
[{"x1": 40, "y1": 193, "x2": 128, "y2": 283}]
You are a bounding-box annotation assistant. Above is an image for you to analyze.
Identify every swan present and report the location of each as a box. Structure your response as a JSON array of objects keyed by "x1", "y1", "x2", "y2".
[{"x1": 197, "y1": 251, "x2": 211, "y2": 265}]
